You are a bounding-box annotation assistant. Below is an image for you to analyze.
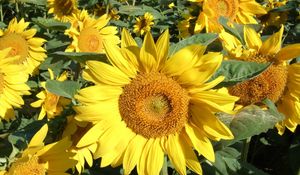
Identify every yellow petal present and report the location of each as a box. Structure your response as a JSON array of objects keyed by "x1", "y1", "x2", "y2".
[
  {"x1": 146, "y1": 138, "x2": 164, "y2": 175},
  {"x1": 156, "y1": 29, "x2": 169, "y2": 67},
  {"x1": 139, "y1": 32, "x2": 158, "y2": 73},
  {"x1": 260, "y1": 25, "x2": 284, "y2": 55},
  {"x1": 185, "y1": 123, "x2": 215, "y2": 162},
  {"x1": 121, "y1": 28, "x2": 138, "y2": 48},
  {"x1": 244, "y1": 25, "x2": 262, "y2": 50},
  {"x1": 28, "y1": 124, "x2": 48, "y2": 147},
  {"x1": 277, "y1": 44, "x2": 300, "y2": 61},
  {"x1": 123, "y1": 135, "x2": 147, "y2": 175},
  {"x1": 239, "y1": 1, "x2": 267, "y2": 15},
  {"x1": 162, "y1": 45, "x2": 206, "y2": 76},
  {"x1": 76, "y1": 122, "x2": 105, "y2": 147}
]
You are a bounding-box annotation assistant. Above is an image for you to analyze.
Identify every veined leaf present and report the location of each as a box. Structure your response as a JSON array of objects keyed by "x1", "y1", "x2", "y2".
[
  {"x1": 210, "y1": 60, "x2": 272, "y2": 88},
  {"x1": 168, "y1": 33, "x2": 218, "y2": 56},
  {"x1": 45, "y1": 80, "x2": 80, "y2": 99},
  {"x1": 52, "y1": 51, "x2": 108, "y2": 64}
]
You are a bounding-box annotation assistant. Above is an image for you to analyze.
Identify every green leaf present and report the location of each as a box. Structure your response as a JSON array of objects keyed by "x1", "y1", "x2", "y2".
[
  {"x1": 46, "y1": 39, "x2": 70, "y2": 51},
  {"x1": 18, "y1": 0, "x2": 46, "y2": 5},
  {"x1": 51, "y1": 51, "x2": 108, "y2": 64},
  {"x1": 224, "y1": 105, "x2": 284, "y2": 146},
  {"x1": 0, "y1": 22, "x2": 6, "y2": 28},
  {"x1": 118, "y1": 6, "x2": 144, "y2": 16},
  {"x1": 168, "y1": 33, "x2": 218, "y2": 56},
  {"x1": 45, "y1": 80, "x2": 80, "y2": 99},
  {"x1": 219, "y1": 17, "x2": 245, "y2": 45},
  {"x1": 32, "y1": 17, "x2": 70, "y2": 31},
  {"x1": 210, "y1": 60, "x2": 271, "y2": 88}
]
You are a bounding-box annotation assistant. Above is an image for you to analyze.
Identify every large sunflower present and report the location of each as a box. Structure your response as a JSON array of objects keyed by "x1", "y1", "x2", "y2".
[
  {"x1": 219, "y1": 26, "x2": 300, "y2": 134},
  {"x1": 65, "y1": 10, "x2": 120, "y2": 53},
  {"x1": 31, "y1": 69, "x2": 71, "y2": 120},
  {"x1": 47, "y1": 0, "x2": 79, "y2": 21},
  {"x1": 194, "y1": 0, "x2": 266, "y2": 32},
  {"x1": 74, "y1": 29, "x2": 239, "y2": 174},
  {"x1": 0, "y1": 18, "x2": 47, "y2": 75},
  {"x1": 3, "y1": 124, "x2": 77, "y2": 175},
  {"x1": 0, "y1": 48, "x2": 30, "y2": 121}
]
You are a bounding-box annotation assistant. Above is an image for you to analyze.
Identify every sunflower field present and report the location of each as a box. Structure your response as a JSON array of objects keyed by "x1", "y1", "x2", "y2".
[{"x1": 0, "y1": 0, "x2": 300, "y2": 174}]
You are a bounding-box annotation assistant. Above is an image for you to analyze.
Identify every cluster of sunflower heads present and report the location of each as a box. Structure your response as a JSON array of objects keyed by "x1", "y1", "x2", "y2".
[{"x1": 0, "y1": 0, "x2": 300, "y2": 175}]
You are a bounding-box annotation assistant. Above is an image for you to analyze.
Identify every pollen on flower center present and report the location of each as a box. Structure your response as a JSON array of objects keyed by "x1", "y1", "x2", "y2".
[
  {"x1": 54, "y1": 0, "x2": 75, "y2": 15},
  {"x1": 0, "y1": 33, "x2": 29, "y2": 64},
  {"x1": 10, "y1": 156, "x2": 45, "y2": 175},
  {"x1": 119, "y1": 72, "x2": 190, "y2": 138},
  {"x1": 78, "y1": 28, "x2": 103, "y2": 52},
  {"x1": 229, "y1": 63, "x2": 288, "y2": 105},
  {"x1": 209, "y1": 0, "x2": 239, "y2": 20}
]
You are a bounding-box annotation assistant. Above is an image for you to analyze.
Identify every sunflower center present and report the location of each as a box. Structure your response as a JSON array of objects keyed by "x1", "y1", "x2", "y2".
[
  {"x1": 10, "y1": 156, "x2": 45, "y2": 175},
  {"x1": 229, "y1": 55, "x2": 287, "y2": 105},
  {"x1": 44, "y1": 92, "x2": 60, "y2": 112},
  {"x1": 207, "y1": 0, "x2": 239, "y2": 20},
  {"x1": 54, "y1": 0, "x2": 75, "y2": 16},
  {"x1": 78, "y1": 28, "x2": 103, "y2": 52},
  {"x1": 0, "y1": 33, "x2": 29, "y2": 64},
  {"x1": 0, "y1": 73, "x2": 4, "y2": 94},
  {"x1": 119, "y1": 72, "x2": 190, "y2": 138}
]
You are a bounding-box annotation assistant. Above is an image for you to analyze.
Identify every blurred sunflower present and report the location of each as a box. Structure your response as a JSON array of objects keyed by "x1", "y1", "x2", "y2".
[
  {"x1": 65, "y1": 10, "x2": 120, "y2": 53},
  {"x1": 74, "y1": 29, "x2": 239, "y2": 174},
  {"x1": 219, "y1": 25, "x2": 300, "y2": 134},
  {"x1": 0, "y1": 48, "x2": 30, "y2": 121},
  {"x1": 31, "y1": 69, "x2": 71, "y2": 120},
  {"x1": 0, "y1": 18, "x2": 47, "y2": 74},
  {"x1": 2, "y1": 124, "x2": 77, "y2": 175},
  {"x1": 133, "y1": 12, "x2": 154, "y2": 36},
  {"x1": 92, "y1": 3, "x2": 120, "y2": 20},
  {"x1": 194, "y1": 0, "x2": 266, "y2": 32},
  {"x1": 47, "y1": 0, "x2": 79, "y2": 21},
  {"x1": 260, "y1": 0, "x2": 288, "y2": 28},
  {"x1": 177, "y1": 14, "x2": 195, "y2": 39},
  {"x1": 62, "y1": 117, "x2": 97, "y2": 174}
]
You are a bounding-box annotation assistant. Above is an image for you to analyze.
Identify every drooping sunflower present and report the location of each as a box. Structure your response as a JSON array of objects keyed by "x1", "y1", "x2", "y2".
[
  {"x1": 47, "y1": 0, "x2": 79, "y2": 21},
  {"x1": 74, "y1": 29, "x2": 239, "y2": 174},
  {"x1": 193, "y1": 0, "x2": 267, "y2": 32},
  {"x1": 65, "y1": 10, "x2": 120, "y2": 53},
  {"x1": 0, "y1": 48, "x2": 30, "y2": 121},
  {"x1": 219, "y1": 25, "x2": 300, "y2": 134},
  {"x1": 62, "y1": 117, "x2": 97, "y2": 174},
  {"x1": 31, "y1": 69, "x2": 71, "y2": 120},
  {"x1": 133, "y1": 12, "x2": 154, "y2": 36},
  {"x1": 0, "y1": 18, "x2": 47, "y2": 75},
  {"x1": 3, "y1": 124, "x2": 77, "y2": 175}
]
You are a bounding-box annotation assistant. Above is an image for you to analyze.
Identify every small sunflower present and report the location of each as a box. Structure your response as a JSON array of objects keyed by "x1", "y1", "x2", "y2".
[
  {"x1": 133, "y1": 12, "x2": 154, "y2": 36},
  {"x1": 194, "y1": 0, "x2": 267, "y2": 32},
  {"x1": 219, "y1": 25, "x2": 300, "y2": 134},
  {"x1": 260, "y1": 0, "x2": 288, "y2": 28},
  {"x1": 177, "y1": 14, "x2": 195, "y2": 39},
  {"x1": 0, "y1": 18, "x2": 47, "y2": 75},
  {"x1": 74, "y1": 29, "x2": 239, "y2": 174},
  {"x1": 65, "y1": 10, "x2": 120, "y2": 53},
  {"x1": 62, "y1": 117, "x2": 97, "y2": 174},
  {"x1": 0, "y1": 48, "x2": 30, "y2": 121},
  {"x1": 47, "y1": 0, "x2": 79, "y2": 21},
  {"x1": 31, "y1": 69, "x2": 71, "y2": 120},
  {"x1": 3, "y1": 124, "x2": 77, "y2": 175}
]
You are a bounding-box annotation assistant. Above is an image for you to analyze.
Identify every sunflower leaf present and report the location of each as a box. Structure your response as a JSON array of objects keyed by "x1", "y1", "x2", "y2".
[
  {"x1": 210, "y1": 60, "x2": 272, "y2": 88},
  {"x1": 218, "y1": 105, "x2": 284, "y2": 147},
  {"x1": 32, "y1": 17, "x2": 70, "y2": 31},
  {"x1": 168, "y1": 33, "x2": 218, "y2": 56},
  {"x1": 45, "y1": 80, "x2": 80, "y2": 99},
  {"x1": 51, "y1": 51, "x2": 108, "y2": 64}
]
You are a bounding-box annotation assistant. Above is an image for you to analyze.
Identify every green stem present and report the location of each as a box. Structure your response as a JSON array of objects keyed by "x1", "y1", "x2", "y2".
[
  {"x1": 15, "y1": 1, "x2": 19, "y2": 18},
  {"x1": 241, "y1": 137, "x2": 251, "y2": 162},
  {"x1": 132, "y1": 0, "x2": 136, "y2": 6},
  {"x1": 0, "y1": 4, "x2": 3, "y2": 22},
  {"x1": 160, "y1": 156, "x2": 168, "y2": 175}
]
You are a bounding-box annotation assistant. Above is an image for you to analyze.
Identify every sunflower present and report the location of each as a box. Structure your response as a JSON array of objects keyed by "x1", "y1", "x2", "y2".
[
  {"x1": 62, "y1": 116, "x2": 97, "y2": 174},
  {"x1": 219, "y1": 25, "x2": 300, "y2": 134},
  {"x1": 3, "y1": 124, "x2": 77, "y2": 175},
  {"x1": 133, "y1": 12, "x2": 154, "y2": 36},
  {"x1": 193, "y1": 0, "x2": 267, "y2": 33},
  {"x1": 177, "y1": 14, "x2": 195, "y2": 39},
  {"x1": 73, "y1": 29, "x2": 239, "y2": 174},
  {"x1": 31, "y1": 69, "x2": 71, "y2": 120},
  {"x1": 65, "y1": 10, "x2": 120, "y2": 53},
  {"x1": 0, "y1": 48, "x2": 30, "y2": 121},
  {"x1": 260, "y1": 0, "x2": 288, "y2": 28},
  {"x1": 47, "y1": 0, "x2": 79, "y2": 21},
  {"x1": 0, "y1": 18, "x2": 47, "y2": 75}
]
